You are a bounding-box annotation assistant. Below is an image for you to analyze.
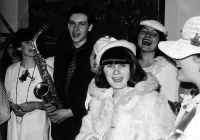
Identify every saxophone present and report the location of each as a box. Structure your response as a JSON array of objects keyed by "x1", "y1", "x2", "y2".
[{"x1": 32, "y1": 25, "x2": 63, "y2": 109}]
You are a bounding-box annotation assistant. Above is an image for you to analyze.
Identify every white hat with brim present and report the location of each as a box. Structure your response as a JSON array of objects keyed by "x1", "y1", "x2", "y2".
[
  {"x1": 140, "y1": 20, "x2": 167, "y2": 36},
  {"x1": 158, "y1": 16, "x2": 200, "y2": 59},
  {"x1": 159, "y1": 38, "x2": 200, "y2": 59},
  {"x1": 96, "y1": 39, "x2": 136, "y2": 66}
]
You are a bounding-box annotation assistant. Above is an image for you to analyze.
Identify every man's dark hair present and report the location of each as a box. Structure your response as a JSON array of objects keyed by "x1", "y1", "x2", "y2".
[
  {"x1": 95, "y1": 47, "x2": 147, "y2": 88},
  {"x1": 67, "y1": 5, "x2": 95, "y2": 26}
]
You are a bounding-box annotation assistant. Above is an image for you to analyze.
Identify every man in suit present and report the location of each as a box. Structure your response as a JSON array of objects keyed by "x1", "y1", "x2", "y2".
[{"x1": 44, "y1": 5, "x2": 95, "y2": 140}]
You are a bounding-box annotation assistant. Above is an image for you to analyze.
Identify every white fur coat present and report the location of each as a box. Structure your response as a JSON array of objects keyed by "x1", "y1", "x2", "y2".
[{"x1": 76, "y1": 73, "x2": 175, "y2": 140}]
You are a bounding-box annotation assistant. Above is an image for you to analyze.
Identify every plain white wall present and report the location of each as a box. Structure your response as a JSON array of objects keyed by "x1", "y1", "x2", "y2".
[{"x1": 165, "y1": 0, "x2": 200, "y2": 40}]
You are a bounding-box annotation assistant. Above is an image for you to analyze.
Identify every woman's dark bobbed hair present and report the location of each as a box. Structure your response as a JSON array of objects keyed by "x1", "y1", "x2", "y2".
[{"x1": 95, "y1": 47, "x2": 147, "y2": 88}]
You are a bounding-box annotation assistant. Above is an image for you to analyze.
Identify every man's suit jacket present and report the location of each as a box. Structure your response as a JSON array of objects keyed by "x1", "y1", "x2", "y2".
[{"x1": 52, "y1": 40, "x2": 94, "y2": 140}]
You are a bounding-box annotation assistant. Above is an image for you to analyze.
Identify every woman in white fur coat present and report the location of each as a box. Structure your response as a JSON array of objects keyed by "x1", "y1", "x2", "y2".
[{"x1": 76, "y1": 37, "x2": 175, "y2": 140}]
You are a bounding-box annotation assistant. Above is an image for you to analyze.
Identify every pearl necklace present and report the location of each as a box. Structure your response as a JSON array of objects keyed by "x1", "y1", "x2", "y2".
[{"x1": 16, "y1": 62, "x2": 36, "y2": 124}]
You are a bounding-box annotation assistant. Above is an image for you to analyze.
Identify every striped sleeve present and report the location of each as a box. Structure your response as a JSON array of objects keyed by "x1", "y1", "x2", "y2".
[{"x1": 0, "y1": 81, "x2": 10, "y2": 125}]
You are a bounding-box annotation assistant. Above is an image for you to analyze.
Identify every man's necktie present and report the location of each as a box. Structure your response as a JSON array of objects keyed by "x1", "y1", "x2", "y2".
[{"x1": 65, "y1": 52, "x2": 77, "y2": 98}]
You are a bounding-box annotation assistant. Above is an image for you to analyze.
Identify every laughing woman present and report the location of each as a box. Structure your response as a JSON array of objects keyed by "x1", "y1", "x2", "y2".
[
  {"x1": 5, "y1": 29, "x2": 53, "y2": 140},
  {"x1": 76, "y1": 37, "x2": 175, "y2": 140},
  {"x1": 158, "y1": 16, "x2": 200, "y2": 140},
  {"x1": 135, "y1": 20, "x2": 180, "y2": 102}
]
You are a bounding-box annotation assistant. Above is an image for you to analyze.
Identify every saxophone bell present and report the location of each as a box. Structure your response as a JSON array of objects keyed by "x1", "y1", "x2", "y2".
[
  {"x1": 34, "y1": 82, "x2": 60, "y2": 109},
  {"x1": 34, "y1": 82, "x2": 51, "y2": 103}
]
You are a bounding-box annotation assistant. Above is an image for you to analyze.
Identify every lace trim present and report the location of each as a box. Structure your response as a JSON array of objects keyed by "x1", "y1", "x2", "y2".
[{"x1": 143, "y1": 56, "x2": 168, "y2": 75}]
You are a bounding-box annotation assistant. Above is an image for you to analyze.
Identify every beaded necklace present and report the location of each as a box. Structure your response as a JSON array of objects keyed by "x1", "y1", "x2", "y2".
[{"x1": 16, "y1": 62, "x2": 36, "y2": 124}]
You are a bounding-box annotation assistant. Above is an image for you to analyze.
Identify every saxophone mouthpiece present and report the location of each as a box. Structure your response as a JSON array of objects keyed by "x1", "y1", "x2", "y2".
[{"x1": 42, "y1": 24, "x2": 49, "y2": 31}]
